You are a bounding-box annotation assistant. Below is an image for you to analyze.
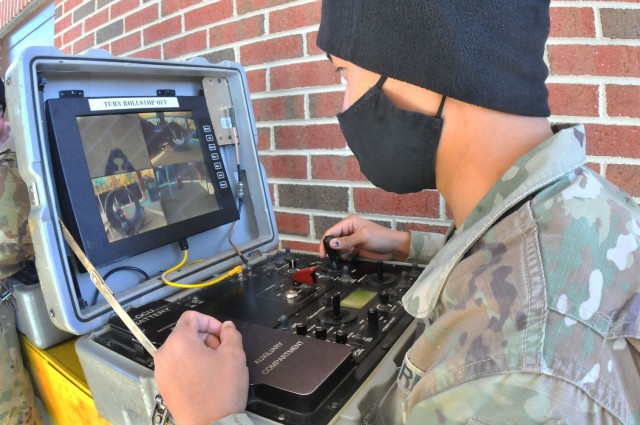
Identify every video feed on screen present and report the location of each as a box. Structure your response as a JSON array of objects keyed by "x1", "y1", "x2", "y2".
[{"x1": 77, "y1": 111, "x2": 220, "y2": 243}]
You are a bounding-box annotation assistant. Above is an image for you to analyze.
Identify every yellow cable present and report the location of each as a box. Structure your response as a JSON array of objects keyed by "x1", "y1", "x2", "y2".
[{"x1": 161, "y1": 250, "x2": 243, "y2": 288}]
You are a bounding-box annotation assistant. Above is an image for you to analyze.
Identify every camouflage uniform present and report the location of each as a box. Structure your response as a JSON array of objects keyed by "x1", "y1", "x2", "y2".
[
  {"x1": 0, "y1": 149, "x2": 40, "y2": 425},
  {"x1": 401, "y1": 124, "x2": 640, "y2": 424}
]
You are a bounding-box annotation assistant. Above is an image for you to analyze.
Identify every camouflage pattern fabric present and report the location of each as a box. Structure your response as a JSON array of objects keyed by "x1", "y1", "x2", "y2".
[
  {"x1": 0, "y1": 150, "x2": 40, "y2": 425},
  {"x1": 402, "y1": 125, "x2": 640, "y2": 424},
  {"x1": 0, "y1": 150, "x2": 33, "y2": 279},
  {"x1": 0, "y1": 301, "x2": 41, "y2": 425}
]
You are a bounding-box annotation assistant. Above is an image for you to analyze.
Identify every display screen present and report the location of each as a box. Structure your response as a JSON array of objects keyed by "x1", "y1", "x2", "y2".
[
  {"x1": 46, "y1": 96, "x2": 239, "y2": 268},
  {"x1": 341, "y1": 289, "x2": 376, "y2": 309},
  {"x1": 77, "y1": 111, "x2": 219, "y2": 243}
]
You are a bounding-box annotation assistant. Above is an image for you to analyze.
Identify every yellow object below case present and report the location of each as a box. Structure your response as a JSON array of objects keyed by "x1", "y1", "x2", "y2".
[{"x1": 19, "y1": 335, "x2": 111, "y2": 425}]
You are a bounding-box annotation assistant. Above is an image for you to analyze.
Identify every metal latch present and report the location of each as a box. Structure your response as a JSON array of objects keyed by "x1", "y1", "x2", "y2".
[{"x1": 152, "y1": 395, "x2": 173, "y2": 425}]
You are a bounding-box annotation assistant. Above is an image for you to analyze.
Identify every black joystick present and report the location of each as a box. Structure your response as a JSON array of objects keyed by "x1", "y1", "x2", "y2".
[
  {"x1": 332, "y1": 294, "x2": 341, "y2": 320},
  {"x1": 323, "y1": 235, "x2": 339, "y2": 270}
]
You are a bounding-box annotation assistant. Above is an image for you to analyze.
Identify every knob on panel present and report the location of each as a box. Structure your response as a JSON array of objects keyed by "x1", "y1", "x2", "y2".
[
  {"x1": 368, "y1": 308, "x2": 379, "y2": 327},
  {"x1": 315, "y1": 327, "x2": 327, "y2": 340},
  {"x1": 335, "y1": 330, "x2": 348, "y2": 344},
  {"x1": 295, "y1": 323, "x2": 308, "y2": 336}
]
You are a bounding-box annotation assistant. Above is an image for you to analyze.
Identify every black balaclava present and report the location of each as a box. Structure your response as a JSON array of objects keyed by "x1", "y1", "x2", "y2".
[{"x1": 317, "y1": 1, "x2": 551, "y2": 118}]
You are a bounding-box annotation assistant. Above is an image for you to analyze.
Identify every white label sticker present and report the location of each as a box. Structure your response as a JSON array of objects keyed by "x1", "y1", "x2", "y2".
[
  {"x1": 220, "y1": 116, "x2": 233, "y2": 129},
  {"x1": 88, "y1": 97, "x2": 179, "y2": 111}
]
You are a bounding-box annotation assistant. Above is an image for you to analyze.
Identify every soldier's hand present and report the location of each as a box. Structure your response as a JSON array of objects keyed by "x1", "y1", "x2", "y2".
[
  {"x1": 320, "y1": 215, "x2": 410, "y2": 262},
  {"x1": 154, "y1": 311, "x2": 249, "y2": 425}
]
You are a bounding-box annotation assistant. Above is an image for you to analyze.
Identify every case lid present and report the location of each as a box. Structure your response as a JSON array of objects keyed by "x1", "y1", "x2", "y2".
[{"x1": 5, "y1": 46, "x2": 278, "y2": 335}]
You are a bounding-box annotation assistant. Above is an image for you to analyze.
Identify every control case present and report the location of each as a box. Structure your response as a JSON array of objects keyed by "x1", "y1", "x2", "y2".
[{"x1": 6, "y1": 47, "x2": 419, "y2": 425}]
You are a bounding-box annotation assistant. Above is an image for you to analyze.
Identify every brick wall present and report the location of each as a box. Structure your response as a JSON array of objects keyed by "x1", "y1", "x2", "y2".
[
  {"x1": 0, "y1": 0, "x2": 31, "y2": 28},
  {"x1": 8, "y1": 0, "x2": 640, "y2": 251}
]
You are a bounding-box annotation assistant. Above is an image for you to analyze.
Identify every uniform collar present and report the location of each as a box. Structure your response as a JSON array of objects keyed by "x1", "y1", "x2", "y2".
[{"x1": 403, "y1": 125, "x2": 587, "y2": 318}]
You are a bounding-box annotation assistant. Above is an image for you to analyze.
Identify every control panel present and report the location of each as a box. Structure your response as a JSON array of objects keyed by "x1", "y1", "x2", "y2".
[{"x1": 96, "y1": 245, "x2": 424, "y2": 424}]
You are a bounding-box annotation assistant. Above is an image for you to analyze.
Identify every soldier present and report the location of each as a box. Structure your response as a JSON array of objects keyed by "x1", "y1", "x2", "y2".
[
  {"x1": 154, "y1": 1, "x2": 640, "y2": 424},
  {"x1": 0, "y1": 78, "x2": 41, "y2": 424}
]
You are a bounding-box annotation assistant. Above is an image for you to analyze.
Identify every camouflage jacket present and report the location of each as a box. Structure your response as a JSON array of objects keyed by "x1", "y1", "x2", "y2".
[
  {"x1": 1, "y1": 149, "x2": 40, "y2": 425},
  {"x1": 401, "y1": 125, "x2": 640, "y2": 424},
  {"x1": 0, "y1": 149, "x2": 33, "y2": 279}
]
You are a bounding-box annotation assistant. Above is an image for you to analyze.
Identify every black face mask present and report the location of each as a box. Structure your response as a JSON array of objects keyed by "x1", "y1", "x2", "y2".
[{"x1": 337, "y1": 76, "x2": 445, "y2": 194}]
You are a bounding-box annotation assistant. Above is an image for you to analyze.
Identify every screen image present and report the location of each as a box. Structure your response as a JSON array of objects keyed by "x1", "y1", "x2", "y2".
[{"x1": 77, "y1": 111, "x2": 220, "y2": 243}]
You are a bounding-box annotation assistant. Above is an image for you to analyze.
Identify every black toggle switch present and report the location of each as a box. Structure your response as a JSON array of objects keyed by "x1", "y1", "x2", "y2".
[{"x1": 278, "y1": 314, "x2": 290, "y2": 330}]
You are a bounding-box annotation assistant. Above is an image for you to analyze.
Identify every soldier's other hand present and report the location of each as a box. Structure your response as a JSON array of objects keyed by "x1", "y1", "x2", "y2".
[{"x1": 154, "y1": 311, "x2": 249, "y2": 425}]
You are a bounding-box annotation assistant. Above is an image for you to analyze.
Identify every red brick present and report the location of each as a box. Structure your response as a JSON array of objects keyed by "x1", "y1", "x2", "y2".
[
  {"x1": 62, "y1": 22, "x2": 83, "y2": 46},
  {"x1": 269, "y1": 2, "x2": 321, "y2": 33},
  {"x1": 237, "y1": 0, "x2": 291, "y2": 15},
  {"x1": 251, "y1": 96, "x2": 305, "y2": 122},
  {"x1": 280, "y1": 239, "x2": 317, "y2": 254},
  {"x1": 111, "y1": 31, "x2": 141, "y2": 55},
  {"x1": 585, "y1": 124, "x2": 640, "y2": 158},
  {"x1": 354, "y1": 188, "x2": 440, "y2": 218},
  {"x1": 274, "y1": 124, "x2": 345, "y2": 149},
  {"x1": 111, "y1": 0, "x2": 139, "y2": 19},
  {"x1": 246, "y1": 68, "x2": 267, "y2": 93},
  {"x1": 257, "y1": 127, "x2": 271, "y2": 150},
  {"x1": 210, "y1": 15, "x2": 265, "y2": 47},
  {"x1": 275, "y1": 212, "x2": 310, "y2": 237},
  {"x1": 606, "y1": 85, "x2": 640, "y2": 118},
  {"x1": 586, "y1": 162, "x2": 601, "y2": 174},
  {"x1": 259, "y1": 155, "x2": 308, "y2": 179},
  {"x1": 85, "y1": 8, "x2": 110, "y2": 31},
  {"x1": 56, "y1": 13, "x2": 72, "y2": 35},
  {"x1": 548, "y1": 45, "x2": 640, "y2": 77},
  {"x1": 549, "y1": 7, "x2": 595, "y2": 38},
  {"x1": 125, "y1": 4, "x2": 159, "y2": 32},
  {"x1": 606, "y1": 164, "x2": 640, "y2": 197},
  {"x1": 55, "y1": 35, "x2": 65, "y2": 50},
  {"x1": 144, "y1": 16, "x2": 182, "y2": 44},
  {"x1": 311, "y1": 155, "x2": 366, "y2": 181},
  {"x1": 309, "y1": 91, "x2": 343, "y2": 118},
  {"x1": 445, "y1": 203, "x2": 453, "y2": 221},
  {"x1": 162, "y1": 0, "x2": 201, "y2": 16},
  {"x1": 547, "y1": 83, "x2": 598, "y2": 117},
  {"x1": 72, "y1": 33, "x2": 95, "y2": 54},
  {"x1": 240, "y1": 35, "x2": 303, "y2": 66},
  {"x1": 63, "y1": 0, "x2": 84, "y2": 14},
  {"x1": 130, "y1": 45, "x2": 162, "y2": 59},
  {"x1": 271, "y1": 60, "x2": 340, "y2": 90},
  {"x1": 269, "y1": 183, "x2": 276, "y2": 205},
  {"x1": 185, "y1": 0, "x2": 234, "y2": 31},
  {"x1": 399, "y1": 222, "x2": 450, "y2": 235},
  {"x1": 306, "y1": 30, "x2": 323, "y2": 56},
  {"x1": 163, "y1": 30, "x2": 208, "y2": 58}
]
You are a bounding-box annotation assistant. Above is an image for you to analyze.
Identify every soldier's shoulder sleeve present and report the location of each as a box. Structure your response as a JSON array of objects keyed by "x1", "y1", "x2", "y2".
[
  {"x1": 405, "y1": 373, "x2": 612, "y2": 425},
  {"x1": 407, "y1": 230, "x2": 447, "y2": 264}
]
